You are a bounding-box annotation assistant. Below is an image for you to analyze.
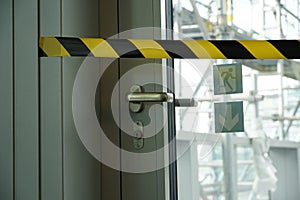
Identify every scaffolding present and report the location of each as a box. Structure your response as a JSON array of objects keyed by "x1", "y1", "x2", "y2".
[{"x1": 174, "y1": 0, "x2": 300, "y2": 199}]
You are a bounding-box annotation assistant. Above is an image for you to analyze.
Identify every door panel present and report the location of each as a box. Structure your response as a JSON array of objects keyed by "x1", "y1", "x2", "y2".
[
  {"x1": 62, "y1": 0, "x2": 101, "y2": 199},
  {"x1": 118, "y1": 1, "x2": 167, "y2": 199},
  {"x1": 99, "y1": 1, "x2": 121, "y2": 200},
  {"x1": 0, "y1": 0, "x2": 13, "y2": 199},
  {"x1": 14, "y1": 0, "x2": 39, "y2": 199},
  {"x1": 120, "y1": 59, "x2": 165, "y2": 200},
  {"x1": 120, "y1": 60, "x2": 165, "y2": 199},
  {"x1": 40, "y1": 0, "x2": 63, "y2": 199},
  {"x1": 99, "y1": 60, "x2": 121, "y2": 200},
  {"x1": 4, "y1": 0, "x2": 170, "y2": 199},
  {"x1": 40, "y1": 58, "x2": 63, "y2": 200}
]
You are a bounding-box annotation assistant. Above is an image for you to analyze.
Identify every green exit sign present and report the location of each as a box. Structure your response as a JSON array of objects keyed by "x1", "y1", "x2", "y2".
[
  {"x1": 214, "y1": 101, "x2": 244, "y2": 133},
  {"x1": 213, "y1": 63, "x2": 243, "y2": 95}
]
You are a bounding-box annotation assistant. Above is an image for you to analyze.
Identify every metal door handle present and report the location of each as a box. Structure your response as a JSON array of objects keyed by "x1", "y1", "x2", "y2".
[
  {"x1": 128, "y1": 85, "x2": 198, "y2": 113},
  {"x1": 127, "y1": 92, "x2": 174, "y2": 103},
  {"x1": 128, "y1": 85, "x2": 174, "y2": 113}
]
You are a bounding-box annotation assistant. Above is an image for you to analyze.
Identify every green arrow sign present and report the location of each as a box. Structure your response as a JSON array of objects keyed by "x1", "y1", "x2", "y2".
[
  {"x1": 213, "y1": 63, "x2": 243, "y2": 95},
  {"x1": 214, "y1": 102, "x2": 244, "y2": 133}
]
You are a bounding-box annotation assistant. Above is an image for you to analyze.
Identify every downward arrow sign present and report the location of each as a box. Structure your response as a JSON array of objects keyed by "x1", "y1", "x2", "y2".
[{"x1": 219, "y1": 104, "x2": 239, "y2": 131}]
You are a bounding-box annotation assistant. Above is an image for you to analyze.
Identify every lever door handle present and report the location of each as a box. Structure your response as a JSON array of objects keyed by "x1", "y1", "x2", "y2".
[
  {"x1": 128, "y1": 85, "x2": 174, "y2": 113},
  {"x1": 127, "y1": 92, "x2": 174, "y2": 103},
  {"x1": 128, "y1": 85, "x2": 197, "y2": 113}
]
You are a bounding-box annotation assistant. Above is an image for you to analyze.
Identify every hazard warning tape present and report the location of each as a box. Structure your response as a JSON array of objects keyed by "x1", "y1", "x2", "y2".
[{"x1": 39, "y1": 37, "x2": 300, "y2": 59}]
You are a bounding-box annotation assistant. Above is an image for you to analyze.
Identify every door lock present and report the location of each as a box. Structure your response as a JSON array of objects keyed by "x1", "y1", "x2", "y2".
[{"x1": 133, "y1": 121, "x2": 144, "y2": 149}]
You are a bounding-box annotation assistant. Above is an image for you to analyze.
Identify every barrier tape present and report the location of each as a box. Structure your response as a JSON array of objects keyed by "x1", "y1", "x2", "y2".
[{"x1": 39, "y1": 37, "x2": 300, "y2": 59}]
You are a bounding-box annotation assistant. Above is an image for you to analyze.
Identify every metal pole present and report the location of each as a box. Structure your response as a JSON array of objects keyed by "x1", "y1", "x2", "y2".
[
  {"x1": 252, "y1": 73, "x2": 259, "y2": 118},
  {"x1": 297, "y1": 0, "x2": 300, "y2": 37},
  {"x1": 279, "y1": 2, "x2": 300, "y2": 22},
  {"x1": 217, "y1": 0, "x2": 227, "y2": 25},
  {"x1": 222, "y1": 134, "x2": 237, "y2": 200},
  {"x1": 263, "y1": 0, "x2": 266, "y2": 35},
  {"x1": 276, "y1": 0, "x2": 285, "y2": 139},
  {"x1": 190, "y1": 0, "x2": 210, "y2": 39},
  {"x1": 226, "y1": 0, "x2": 233, "y2": 26},
  {"x1": 179, "y1": 60, "x2": 183, "y2": 130},
  {"x1": 276, "y1": 0, "x2": 284, "y2": 38},
  {"x1": 217, "y1": 0, "x2": 229, "y2": 39},
  {"x1": 285, "y1": 100, "x2": 300, "y2": 137},
  {"x1": 277, "y1": 60, "x2": 285, "y2": 139}
]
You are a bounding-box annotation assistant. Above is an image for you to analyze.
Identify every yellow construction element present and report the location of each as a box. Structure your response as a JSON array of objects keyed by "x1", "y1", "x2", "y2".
[
  {"x1": 129, "y1": 39, "x2": 171, "y2": 58},
  {"x1": 39, "y1": 37, "x2": 70, "y2": 57},
  {"x1": 238, "y1": 40, "x2": 286, "y2": 59},
  {"x1": 182, "y1": 40, "x2": 226, "y2": 59},
  {"x1": 39, "y1": 37, "x2": 300, "y2": 59},
  {"x1": 80, "y1": 38, "x2": 119, "y2": 58}
]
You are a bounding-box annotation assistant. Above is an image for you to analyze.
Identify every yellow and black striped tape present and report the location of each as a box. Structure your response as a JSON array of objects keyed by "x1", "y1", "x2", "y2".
[{"x1": 39, "y1": 37, "x2": 300, "y2": 59}]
